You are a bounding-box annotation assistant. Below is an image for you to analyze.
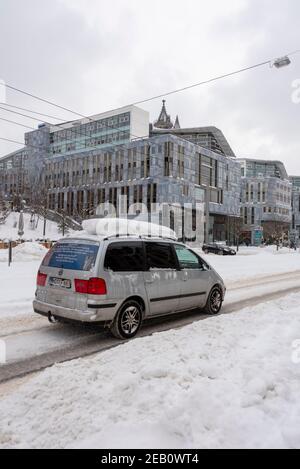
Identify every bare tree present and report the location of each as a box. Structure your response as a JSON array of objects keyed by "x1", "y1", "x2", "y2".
[
  {"x1": 262, "y1": 219, "x2": 289, "y2": 250},
  {"x1": 233, "y1": 217, "x2": 244, "y2": 251}
]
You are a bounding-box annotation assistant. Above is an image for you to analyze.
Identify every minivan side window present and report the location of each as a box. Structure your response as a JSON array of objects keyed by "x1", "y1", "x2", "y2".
[
  {"x1": 175, "y1": 245, "x2": 205, "y2": 270},
  {"x1": 145, "y1": 242, "x2": 177, "y2": 270},
  {"x1": 104, "y1": 242, "x2": 144, "y2": 272}
]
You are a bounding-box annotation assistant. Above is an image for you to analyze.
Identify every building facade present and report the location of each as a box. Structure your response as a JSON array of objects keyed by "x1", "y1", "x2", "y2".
[
  {"x1": 238, "y1": 158, "x2": 292, "y2": 243},
  {"x1": 0, "y1": 148, "x2": 31, "y2": 209},
  {"x1": 290, "y1": 176, "x2": 300, "y2": 241},
  {"x1": 150, "y1": 100, "x2": 236, "y2": 157},
  {"x1": 0, "y1": 105, "x2": 149, "y2": 206},
  {"x1": 0, "y1": 103, "x2": 241, "y2": 243},
  {"x1": 43, "y1": 133, "x2": 241, "y2": 243}
]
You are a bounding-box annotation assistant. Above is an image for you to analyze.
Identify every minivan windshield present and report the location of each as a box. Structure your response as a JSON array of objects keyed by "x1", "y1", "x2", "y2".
[{"x1": 42, "y1": 241, "x2": 99, "y2": 271}]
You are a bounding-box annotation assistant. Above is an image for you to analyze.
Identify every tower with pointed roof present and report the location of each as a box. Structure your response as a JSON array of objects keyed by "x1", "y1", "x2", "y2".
[
  {"x1": 173, "y1": 115, "x2": 180, "y2": 129},
  {"x1": 153, "y1": 100, "x2": 174, "y2": 129},
  {"x1": 151, "y1": 100, "x2": 235, "y2": 157}
]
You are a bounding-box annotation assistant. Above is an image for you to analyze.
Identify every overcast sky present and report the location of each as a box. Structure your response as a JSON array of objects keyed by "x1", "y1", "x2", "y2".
[{"x1": 0, "y1": 0, "x2": 299, "y2": 173}]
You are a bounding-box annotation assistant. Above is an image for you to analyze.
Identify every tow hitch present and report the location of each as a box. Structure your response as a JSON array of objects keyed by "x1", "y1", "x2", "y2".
[{"x1": 48, "y1": 313, "x2": 60, "y2": 324}]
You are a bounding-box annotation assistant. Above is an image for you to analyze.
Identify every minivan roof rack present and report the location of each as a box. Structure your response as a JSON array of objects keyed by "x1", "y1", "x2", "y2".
[{"x1": 102, "y1": 233, "x2": 177, "y2": 242}]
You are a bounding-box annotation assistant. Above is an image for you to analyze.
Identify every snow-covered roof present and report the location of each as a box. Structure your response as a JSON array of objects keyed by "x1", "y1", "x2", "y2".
[{"x1": 81, "y1": 218, "x2": 178, "y2": 241}]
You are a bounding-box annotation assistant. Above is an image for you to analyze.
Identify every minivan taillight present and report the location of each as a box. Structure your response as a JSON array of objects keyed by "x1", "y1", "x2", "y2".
[
  {"x1": 37, "y1": 271, "x2": 47, "y2": 287},
  {"x1": 88, "y1": 278, "x2": 107, "y2": 295},
  {"x1": 74, "y1": 279, "x2": 88, "y2": 294},
  {"x1": 75, "y1": 278, "x2": 107, "y2": 295}
]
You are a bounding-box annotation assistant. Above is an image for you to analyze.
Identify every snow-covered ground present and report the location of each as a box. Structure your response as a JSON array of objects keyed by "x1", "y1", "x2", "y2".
[
  {"x1": 0, "y1": 212, "x2": 71, "y2": 241},
  {"x1": 200, "y1": 245, "x2": 300, "y2": 285},
  {"x1": 0, "y1": 292, "x2": 300, "y2": 449},
  {"x1": 0, "y1": 241, "x2": 300, "y2": 448},
  {"x1": 0, "y1": 243, "x2": 47, "y2": 319},
  {"x1": 0, "y1": 242, "x2": 299, "y2": 320}
]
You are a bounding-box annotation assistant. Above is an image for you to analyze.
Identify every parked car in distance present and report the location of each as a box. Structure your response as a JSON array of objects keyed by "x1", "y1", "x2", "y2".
[
  {"x1": 202, "y1": 243, "x2": 237, "y2": 256},
  {"x1": 33, "y1": 235, "x2": 226, "y2": 340}
]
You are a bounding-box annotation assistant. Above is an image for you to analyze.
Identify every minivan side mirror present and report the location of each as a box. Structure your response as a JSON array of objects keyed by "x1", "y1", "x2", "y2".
[{"x1": 199, "y1": 261, "x2": 210, "y2": 271}]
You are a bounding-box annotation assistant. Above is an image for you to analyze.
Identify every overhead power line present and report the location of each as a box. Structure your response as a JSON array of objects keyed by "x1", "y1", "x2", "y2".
[
  {"x1": 0, "y1": 104, "x2": 148, "y2": 157},
  {"x1": 0, "y1": 50, "x2": 299, "y2": 137},
  {"x1": 0, "y1": 108, "x2": 154, "y2": 177},
  {"x1": 131, "y1": 61, "x2": 271, "y2": 106},
  {"x1": 0, "y1": 102, "x2": 66, "y2": 121},
  {"x1": 0, "y1": 117, "x2": 35, "y2": 130},
  {"x1": 0, "y1": 101, "x2": 151, "y2": 159},
  {"x1": 0, "y1": 83, "x2": 84, "y2": 119},
  {"x1": 0, "y1": 136, "x2": 48, "y2": 152},
  {"x1": 0, "y1": 49, "x2": 299, "y2": 161},
  {"x1": 0, "y1": 137, "x2": 25, "y2": 145},
  {"x1": 131, "y1": 50, "x2": 300, "y2": 106}
]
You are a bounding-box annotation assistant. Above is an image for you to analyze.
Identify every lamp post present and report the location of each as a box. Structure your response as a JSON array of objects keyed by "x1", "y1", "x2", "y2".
[
  {"x1": 43, "y1": 216, "x2": 47, "y2": 239},
  {"x1": 272, "y1": 56, "x2": 291, "y2": 69}
]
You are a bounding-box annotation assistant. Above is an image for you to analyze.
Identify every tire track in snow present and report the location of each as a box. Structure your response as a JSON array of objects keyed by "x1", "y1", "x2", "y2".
[
  {"x1": 1, "y1": 272, "x2": 300, "y2": 383},
  {"x1": 2, "y1": 269, "x2": 300, "y2": 337},
  {"x1": 227, "y1": 270, "x2": 300, "y2": 290}
]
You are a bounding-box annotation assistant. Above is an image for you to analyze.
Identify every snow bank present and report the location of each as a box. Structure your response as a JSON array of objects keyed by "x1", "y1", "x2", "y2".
[
  {"x1": 0, "y1": 261, "x2": 41, "y2": 318},
  {"x1": 199, "y1": 245, "x2": 300, "y2": 283},
  {"x1": 1, "y1": 293, "x2": 300, "y2": 449},
  {"x1": 0, "y1": 243, "x2": 47, "y2": 319},
  {"x1": 0, "y1": 242, "x2": 300, "y2": 320},
  {"x1": 0, "y1": 242, "x2": 48, "y2": 263},
  {"x1": 0, "y1": 212, "x2": 72, "y2": 241}
]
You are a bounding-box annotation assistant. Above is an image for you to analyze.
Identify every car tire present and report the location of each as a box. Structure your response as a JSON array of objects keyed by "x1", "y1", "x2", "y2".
[
  {"x1": 204, "y1": 287, "x2": 223, "y2": 315},
  {"x1": 110, "y1": 300, "x2": 142, "y2": 340},
  {"x1": 204, "y1": 249, "x2": 209, "y2": 254},
  {"x1": 218, "y1": 250, "x2": 224, "y2": 256}
]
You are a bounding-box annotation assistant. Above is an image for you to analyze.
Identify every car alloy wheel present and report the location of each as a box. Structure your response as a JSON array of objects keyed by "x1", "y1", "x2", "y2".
[
  {"x1": 205, "y1": 287, "x2": 223, "y2": 315},
  {"x1": 111, "y1": 300, "x2": 142, "y2": 340},
  {"x1": 121, "y1": 305, "x2": 141, "y2": 336}
]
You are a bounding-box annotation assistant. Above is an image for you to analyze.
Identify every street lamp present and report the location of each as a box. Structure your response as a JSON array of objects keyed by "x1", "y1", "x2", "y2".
[{"x1": 272, "y1": 56, "x2": 291, "y2": 69}]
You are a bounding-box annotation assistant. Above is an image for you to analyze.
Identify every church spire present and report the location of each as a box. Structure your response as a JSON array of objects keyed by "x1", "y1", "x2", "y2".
[
  {"x1": 153, "y1": 100, "x2": 174, "y2": 129},
  {"x1": 173, "y1": 115, "x2": 180, "y2": 129}
]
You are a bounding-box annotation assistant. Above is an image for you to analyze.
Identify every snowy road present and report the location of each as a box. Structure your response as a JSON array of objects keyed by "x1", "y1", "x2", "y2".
[
  {"x1": 1, "y1": 291, "x2": 300, "y2": 449},
  {"x1": 1, "y1": 269, "x2": 300, "y2": 383}
]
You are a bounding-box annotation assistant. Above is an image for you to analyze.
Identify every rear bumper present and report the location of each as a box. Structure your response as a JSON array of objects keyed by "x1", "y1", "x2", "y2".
[{"x1": 33, "y1": 299, "x2": 118, "y2": 323}]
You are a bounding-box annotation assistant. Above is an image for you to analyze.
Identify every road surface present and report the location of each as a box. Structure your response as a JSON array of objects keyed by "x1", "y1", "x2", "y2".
[{"x1": 1, "y1": 270, "x2": 300, "y2": 383}]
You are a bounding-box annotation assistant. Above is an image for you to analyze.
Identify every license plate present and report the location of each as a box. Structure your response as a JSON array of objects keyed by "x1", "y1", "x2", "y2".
[{"x1": 49, "y1": 277, "x2": 71, "y2": 289}]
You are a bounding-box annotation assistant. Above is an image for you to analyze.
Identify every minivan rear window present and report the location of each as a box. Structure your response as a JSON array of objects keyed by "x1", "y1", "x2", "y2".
[{"x1": 42, "y1": 242, "x2": 99, "y2": 271}]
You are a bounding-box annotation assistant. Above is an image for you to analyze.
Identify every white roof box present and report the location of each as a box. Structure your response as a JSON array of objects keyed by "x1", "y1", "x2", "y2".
[{"x1": 82, "y1": 218, "x2": 177, "y2": 241}]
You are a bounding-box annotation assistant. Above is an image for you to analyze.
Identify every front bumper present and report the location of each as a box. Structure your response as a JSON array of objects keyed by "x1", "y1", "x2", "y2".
[{"x1": 33, "y1": 299, "x2": 118, "y2": 324}]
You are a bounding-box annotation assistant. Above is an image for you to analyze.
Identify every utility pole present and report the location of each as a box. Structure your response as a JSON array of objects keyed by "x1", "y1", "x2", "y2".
[
  {"x1": 8, "y1": 240, "x2": 12, "y2": 266},
  {"x1": 43, "y1": 216, "x2": 47, "y2": 238},
  {"x1": 62, "y1": 212, "x2": 65, "y2": 237},
  {"x1": 181, "y1": 206, "x2": 185, "y2": 244}
]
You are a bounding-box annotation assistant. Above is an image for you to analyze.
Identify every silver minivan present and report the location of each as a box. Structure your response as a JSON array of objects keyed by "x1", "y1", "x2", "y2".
[{"x1": 33, "y1": 235, "x2": 226, "y2": 339}]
